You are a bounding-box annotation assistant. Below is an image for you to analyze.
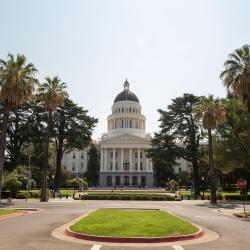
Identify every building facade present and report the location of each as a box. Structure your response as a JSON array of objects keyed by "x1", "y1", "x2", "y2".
[
  {"x1": 99, "y1": 79, "x2": 154, "y2": 187},
  {"x1": 61, "y1": 142, "x2": 100, "y2": 178}
]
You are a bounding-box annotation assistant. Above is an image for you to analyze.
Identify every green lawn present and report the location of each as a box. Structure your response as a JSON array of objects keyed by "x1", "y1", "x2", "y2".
[
  {"x1": 70, "y1": 209, "x2": 198, "y2": 237},
  {"x1": 180, "y1": 190, "x2": 240, "y2": 197},
  {"x1": 0, "y1": 209, "x2": 18, "y2": 216},
  {"x1": 236, "y1": 212, "x2": 250, "y2": 216}
]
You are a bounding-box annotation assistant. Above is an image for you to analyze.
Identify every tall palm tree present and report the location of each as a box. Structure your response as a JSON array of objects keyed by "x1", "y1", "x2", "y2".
[
  {"x1": 38, "y1": 76, "x2": 67, "y2": 202},
  {"x1": 0, "y1": 54, "x2": 37, "y2": 202},
  {"x1": 220, "y1": 44, "x2": 250, "y2": 114},
  {"x1": 193, "y1": 95, "x2": 226, "y2": 205}
]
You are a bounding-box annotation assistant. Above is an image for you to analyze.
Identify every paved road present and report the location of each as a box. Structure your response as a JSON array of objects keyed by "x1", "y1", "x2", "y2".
[{"x1": 0, "y1": 200, "x2": 249, "y2": 250}]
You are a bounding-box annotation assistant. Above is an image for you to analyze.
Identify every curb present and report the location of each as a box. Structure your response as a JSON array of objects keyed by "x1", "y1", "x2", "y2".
[
  {"x1": 65, "y1": 227, "x2": 204, "y2": 243},
  {"x1": 0, "y1": 212, "x2": 24, "y2": 221},
  {"x1": 233, "y1": 213, "x2": 250, "y2": 220}
]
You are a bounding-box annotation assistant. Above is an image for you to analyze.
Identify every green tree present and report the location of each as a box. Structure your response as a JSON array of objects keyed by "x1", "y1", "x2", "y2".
[
  {"x1": 53, "y1": 99, "x2": 97, "y2": 191},
  {"x1": 85, "y1": 144, "x2": 99, "y2": 186},
  {"x1": 38, "y1": 76, "x2": 68, "y2": 202},
  {"x1": 4, "y1": 174, "x2": 22, "y2": 197},
  {"x1": 0, "y1": 54, "x2": 37, "y2": 202},
  {"x1": 68, "y1": 178, "x2": 88, "y2": 197},
  {"x1": 5, "y1": 102, "x2": 38, "y2": 171},
  {"x1": 214, "y1": 95, "x2": 250, "y2": 173},
  {"x1": 147, "y1": 133, "x2": 178, "y2": 186},
  {"x1": 148, "y1": 94, "x2": 203, "y2": 194},
  {"x1": 193, "y1": 95, "x2": 226, "y2": 204},
  {"x1": 220, "y1": 44, "x2": 250, "y2": 114}
]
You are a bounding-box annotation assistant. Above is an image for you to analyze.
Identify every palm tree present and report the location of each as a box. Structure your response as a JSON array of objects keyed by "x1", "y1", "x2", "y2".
[
  {"x1": 0, "y1": 54, "x2": 37, "y2": 203},
  {"x1": 193, "y1": 95, "x2": 226, "y2": 205},
  {"x1": 38, "y1": 76, "x2": 67, "y2": 202},
  {"x1": 220, "y1": 44, "x2": 250, "y2": 114}
]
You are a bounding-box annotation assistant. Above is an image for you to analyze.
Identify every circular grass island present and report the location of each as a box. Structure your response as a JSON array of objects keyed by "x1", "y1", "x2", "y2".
[
  {"x1": 68, "y1": 209, "x2": 202, "y2": 243},
  {"x1": 0, "y1": 209, "x2": 18, "y2": 216}
]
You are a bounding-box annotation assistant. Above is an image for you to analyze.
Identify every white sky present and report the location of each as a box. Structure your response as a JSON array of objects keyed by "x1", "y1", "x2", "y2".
[{"x1": 1, "y1": 0, "x2": 250, "y2": 139}]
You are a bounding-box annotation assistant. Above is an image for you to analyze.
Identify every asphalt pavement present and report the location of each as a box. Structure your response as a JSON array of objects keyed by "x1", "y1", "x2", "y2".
[{"x1": 0, "y1": 199, "x2": 249, "y2": 250}]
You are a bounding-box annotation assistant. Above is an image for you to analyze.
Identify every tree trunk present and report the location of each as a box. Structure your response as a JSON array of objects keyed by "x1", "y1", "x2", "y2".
[
  {"x1": 54, "y1": 109, "x2": 65, "y2": 193},
  {"x1": 0, "y1": 108, "x2": 10, "y2": 204},
  {"x1": 192, "y1": 159, "x2": 200, "y2": 196},
  {"x1": 208, "y1": 128, "x2": 217, "y2": 205},
  {"x1": 54, "y1": 139, "x2": 63, "y2": 192},
  {"x1": 40, "y1": 110, "x2": 52, "y2": 202}
]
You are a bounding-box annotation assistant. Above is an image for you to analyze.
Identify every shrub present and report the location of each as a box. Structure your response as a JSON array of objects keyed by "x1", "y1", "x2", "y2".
[
  {"x1": 16, "y1": 192, "x2": 27, "y2": 199},
  {"x1": 225, "y1": 195, "x2": 250, "y2": 201},
  {"x1": 4, "y1": 175, "x2": 22, "y2": 198},
  {"x1": 76, "y1": 194, "x2": 175, "y2": 201},
  {"x1": 1, "y1": 191, "x2": 11, "y2": 198},
  {"x1": 166, "y1": 180, "x2": 179, "y2": 193}
]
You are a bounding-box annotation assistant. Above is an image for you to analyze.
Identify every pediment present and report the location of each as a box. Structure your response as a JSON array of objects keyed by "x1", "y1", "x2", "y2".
[{"x1": 102, "y1": 133, "x2": 150, "y2": 145}]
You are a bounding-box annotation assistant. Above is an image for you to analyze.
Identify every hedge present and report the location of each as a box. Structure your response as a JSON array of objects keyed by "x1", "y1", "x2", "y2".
[
  {"x1": 75, "y1": 194, "x2": 175, "y2": 201},
  {"x1": 224, "y1": 195, "x2": 250, "y2": 201}
]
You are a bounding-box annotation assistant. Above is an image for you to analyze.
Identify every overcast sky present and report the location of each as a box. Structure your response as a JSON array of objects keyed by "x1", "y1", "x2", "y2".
[{"x1": 1, "y1": 0, "x2": 249, "y2": 139}]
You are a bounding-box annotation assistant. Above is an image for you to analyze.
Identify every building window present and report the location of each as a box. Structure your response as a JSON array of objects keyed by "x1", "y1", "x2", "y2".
[
  {"x1": 141, "y1": 176, "x2": 146, "y2": 187},
  {"x1": 107, "y1": 176, "x2": 112, "y2": 186},
  {"x1": 140, "y1": 152, "x2": 143, "y2": 158},
  {"x1": 73, "y1": 153, "x2": 75, "y2": 159},
  {"x1": 132, "y1": 176, "x2": 137, "y2": 185},
  {"x1": 110, "y1": 152, "x2": 113, "y2": 158},
  {"x1": 115, "y1": 152, "x2": 118, "y2": 158},
  {"x1": 72, "y1": 162, "x2": 75, "y2": 171},
  {"x1": 123, "y1": 162, "x2": 129, "y2": 171},
  {"x1": 179, "y1": 167, "x2": 181, "y2": 173},
  {"x1": 81, "y1": 152, "x2": 84, "y2": 159},
  {"x1": 124, "y1": 176, "x2": 129, "y2": 185},
  {"x1": 122, "y1": 108, "x2": 124, "y2": 113},
  {"x1": 115, "y1": 162, "x2": 118, "y2": 170},
  {"x1": 129, "y1": 108, "x2": 131, "y2": 112},
  {"x1": 140, "y1": 162, "x2": 143, "y2": 170},
  {"x1": 135, "y1": 152, "x2": 138, "y2": 158},
  {"x1": 110, "y1": 162, "x2": 113, "y2": 170},
  {"x1": 115, "y1": 176, "x2": 120, "y2": 185},
  {"x1": 81, "y1": 162, "x2": 84, "y2": 170},
  {"x1": 135, "y1": 162, "x2": 138, "y2": 170}
]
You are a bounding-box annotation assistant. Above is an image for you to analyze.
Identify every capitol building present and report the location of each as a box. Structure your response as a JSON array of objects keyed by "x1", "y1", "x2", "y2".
[
  {"x1": 99, "y1": 79, "x2": 153, "y2": 187},
  {"x1": 62, "y1": 79, "x2": 191, "y2": 187}
]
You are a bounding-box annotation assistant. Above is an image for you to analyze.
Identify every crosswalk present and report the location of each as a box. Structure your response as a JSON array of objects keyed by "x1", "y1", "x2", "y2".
[
  {"x1": 91, "y1": 245, "x2": 102, "y2": 250},
  {"x1": 90, "y1": 245, "x2": 184, "y2": 250}
]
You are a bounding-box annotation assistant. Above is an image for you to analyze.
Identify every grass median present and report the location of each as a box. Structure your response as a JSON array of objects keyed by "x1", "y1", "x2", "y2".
[
  {"x1": 0, "y1": 209, "x2": 18, "y2": 216},
  {"x1": 70, "y1": 209, "x2": 198, "y2": 237}
]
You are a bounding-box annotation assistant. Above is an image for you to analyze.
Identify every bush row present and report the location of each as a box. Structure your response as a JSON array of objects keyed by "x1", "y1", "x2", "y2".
[
  {"x1": 224, "y1": 195, "x2": 250, "y2": 200},
  {"x1": 75, "y1": 194, "x2": 175, "y2": 201}
]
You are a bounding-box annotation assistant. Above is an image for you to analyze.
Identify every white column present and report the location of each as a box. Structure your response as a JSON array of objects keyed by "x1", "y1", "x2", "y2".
[
  {"x1": 146, "y1": 157, "x2": 150, "y2": 172},
  {"x1": 150, "y1": 160, "x2": 153, "y2": 172},
  {"x1": 138, "y1": 148, "x2": 140, "y2": 172},
  {"x1": 101, "y1": 148, "x2": 103, "y2": 170},
  {"x1": 104, "y1": 148, "x2": 107, "y2": 171},
  {"x1": 113, "y1": 148, "x2": 115, "y2": 171},
  {"x1": 129, "y1": 148, "x2": 132, "y2": 172},
  {"x1": 121, "y1": 148, "x2": 124, "y2": 171}
]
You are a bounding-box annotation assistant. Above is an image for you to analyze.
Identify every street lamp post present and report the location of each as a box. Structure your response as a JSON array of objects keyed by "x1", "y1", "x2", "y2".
[{"x1": 201, "y1": 176, "x2": 205, "y2": 199}]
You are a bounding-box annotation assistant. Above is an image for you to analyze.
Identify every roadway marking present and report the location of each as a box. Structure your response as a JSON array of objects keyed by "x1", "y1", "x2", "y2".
[
  {"x1": 172, "y1": 246, "x2": 184, "y2": 250},
  {"x1": 91, "y1": 245, "x2": 102, "y2": 250}
]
